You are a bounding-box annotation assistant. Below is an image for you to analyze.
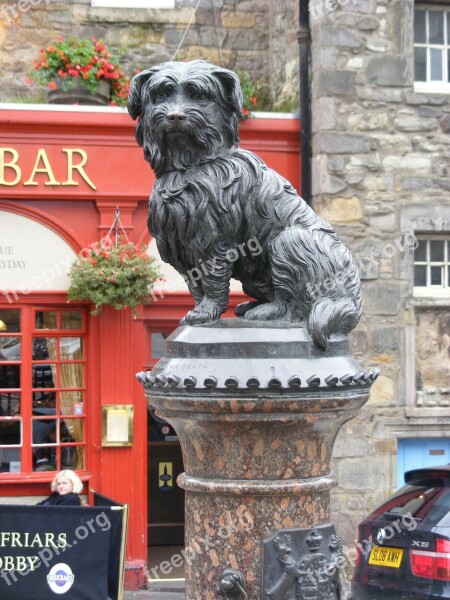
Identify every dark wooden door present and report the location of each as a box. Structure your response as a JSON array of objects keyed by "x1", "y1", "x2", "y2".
[{"x1": 148, "y1": 413, "x2": 185, "y2": 546}]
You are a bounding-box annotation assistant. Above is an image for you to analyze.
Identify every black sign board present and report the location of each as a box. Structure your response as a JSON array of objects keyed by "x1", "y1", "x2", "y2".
[{"x1": 0, "y1": 502, "x2": 127, "y2": 600}]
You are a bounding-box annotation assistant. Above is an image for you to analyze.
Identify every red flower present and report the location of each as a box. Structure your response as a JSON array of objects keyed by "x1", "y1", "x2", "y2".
[{"x1": 48, "y1": 81, "x2": 57, "y2": 90}]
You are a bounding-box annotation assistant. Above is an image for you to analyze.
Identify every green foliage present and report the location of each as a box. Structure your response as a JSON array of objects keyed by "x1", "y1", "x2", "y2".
[
  {"x1": 236, "y1": 69, "x2": 274, "y2": 116},
  {"x1": 236, "y1": 69, "x2": 299, "y2": 115},
  {"x1": 28, "y1": 36, "x2": 130, "y2": 107},
  {"x1": 68, "y1": 239, "x2": 162, "y2": 315}
]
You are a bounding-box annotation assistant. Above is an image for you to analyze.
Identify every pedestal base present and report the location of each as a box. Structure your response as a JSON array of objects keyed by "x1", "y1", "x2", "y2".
[{"x1": 138, "y1": 320, "x2": 376, "y2": 599}]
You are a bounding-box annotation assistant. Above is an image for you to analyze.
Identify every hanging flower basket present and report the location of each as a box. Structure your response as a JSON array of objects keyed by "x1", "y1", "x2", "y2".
[{"x1": 68, "y1": 238, "x2": 161, "y2": 315}]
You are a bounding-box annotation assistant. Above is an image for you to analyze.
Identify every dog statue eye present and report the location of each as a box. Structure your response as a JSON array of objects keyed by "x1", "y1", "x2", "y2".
[
  {"x1": 154, "y1": 88, "x2": 173, "y2": 102},
  {"x1": 186, "y1": 87, "x2": 208, "y2": 101}
]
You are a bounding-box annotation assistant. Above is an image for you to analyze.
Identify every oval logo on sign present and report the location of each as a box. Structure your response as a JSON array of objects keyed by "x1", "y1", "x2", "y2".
[{"x1": 47, "y1": 563, "x2": 75, "y2": 595}]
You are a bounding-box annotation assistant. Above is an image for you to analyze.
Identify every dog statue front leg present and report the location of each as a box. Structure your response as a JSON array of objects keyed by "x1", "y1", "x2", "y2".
[{"x1": 180, "y1": 259, "x2": 231, "y2": 325}]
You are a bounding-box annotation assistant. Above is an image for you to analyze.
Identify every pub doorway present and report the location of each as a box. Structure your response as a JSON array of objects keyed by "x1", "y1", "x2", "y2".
[{"x1": 147, "y1": 331, "x2": 185, "y2": 570}]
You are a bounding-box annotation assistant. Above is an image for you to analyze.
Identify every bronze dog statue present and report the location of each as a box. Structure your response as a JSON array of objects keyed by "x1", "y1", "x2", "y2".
[{"x1": 128, "y1": 60, "x2": 361, "y2": 349}]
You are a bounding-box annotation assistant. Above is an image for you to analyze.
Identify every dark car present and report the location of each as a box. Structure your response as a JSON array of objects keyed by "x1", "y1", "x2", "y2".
[{"x1": 350, "y1": 465, "x2": 450, "y2": 600}]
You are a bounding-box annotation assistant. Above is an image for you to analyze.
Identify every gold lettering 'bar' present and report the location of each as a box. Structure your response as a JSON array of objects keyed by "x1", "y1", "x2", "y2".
[{"x1": 0, "y1": 148, "x2": 96, "y2": 190}]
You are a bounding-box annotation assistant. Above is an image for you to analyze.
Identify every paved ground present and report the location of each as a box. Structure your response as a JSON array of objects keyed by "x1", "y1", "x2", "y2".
[{"x1": 123, "y1": 580, "x2": 185, "y2": 599}]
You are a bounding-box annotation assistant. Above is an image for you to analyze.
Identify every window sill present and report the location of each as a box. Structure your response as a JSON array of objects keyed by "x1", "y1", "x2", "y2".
[
  {"x1": 412, "y1": 296, "x2": 450, "y2": 307},
  {"x1": 0, "y1": 471, "x2": 91, "y2": 485},
  {"x1": 406, "y1": 407, "x2": 450, "y2": 420},
  {"x1": 413, "y1": 83, "x2": 450, "y2": 95}
]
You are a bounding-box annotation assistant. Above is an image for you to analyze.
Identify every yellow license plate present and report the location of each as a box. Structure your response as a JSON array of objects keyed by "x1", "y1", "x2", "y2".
[{"x1": 369, "y1": 546, "x2": 403, "y2": 568}]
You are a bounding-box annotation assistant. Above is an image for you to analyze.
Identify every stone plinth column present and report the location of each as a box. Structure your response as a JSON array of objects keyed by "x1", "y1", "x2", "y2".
[{"x1": 138, "y1": 320, "x2": 377, "y2": 600}]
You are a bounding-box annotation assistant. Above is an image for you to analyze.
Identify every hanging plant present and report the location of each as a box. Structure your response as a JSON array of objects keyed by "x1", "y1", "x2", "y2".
[
  {"x1": 68, "y1": 239, "x2": 161, "y2": 315},
  {"x1": 68, "y1": 211, "x2": 161, "y2": 315}
]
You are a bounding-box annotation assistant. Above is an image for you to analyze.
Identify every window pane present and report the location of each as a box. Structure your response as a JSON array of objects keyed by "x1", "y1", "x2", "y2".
[
  {"x1": 0, "y1": 392, "x2": 20, "y2": 416},
  {"x1": 414, "y1": 47, "x2": 427, "y2": 82},
  {"x1": 430, "y1": 240, "x2": 444, "y2": 262},
  {"x1": 448, "y1": 265, "x2": 450, "y2": 287},
  {"x1": 61, "y1": 391, "x2": 84, "y2": 415},
  {"x1": 33, "y1": 446, "x2": 56, "y2": 472},
  {"x1": 61, "y1": 364, "x2": 84, "y2": 388},
  {"x1": 151, "y1": 333, "x2": 168, "y2": 359},
  {"x1": 60, "y1": 338, "x2": 83, "y2": 360},
  {"x1": 415, "y1": 239, "x2": 427, "y2": 262},
  {"x1": 32, "y1": 338, "x2": 56, "y2": 360},
  {"x1": 0, "y1": 310, "x2": 20, "y2": 333},
  {"x1": 430, "y1": 48, "x2": 443, "y2": 81},
  {"x1": 0, "y1": 419, "x2": 21, "y2": 446},
  {"x1": 32, "y1": 364, "x2": 55, "y2": 388},
  {"x1": 448, "y1": 49, "x2": 450, "y2": 83},
  {"x1": 35, "y1": 311, "x2": 57, "y2": 330},
  {"x1": 0, "y1": 337, "x2": 20, "y2": 361},
  {"x1": 61, "y1": 419, "x2": 84, "y2": 442},
  {"x1": 61, "y1": 311, "x2": 83, "y2": 330},
  {"x1": 61, "y1": 446, "x2": 84, "y2": 470},
  {"x1": 414, "y1": 9, "x2": 426, "y2": 44},
  {"x1": 33, "y1": 391, "x2": 57, "y2": 410},
  {"x1": 431, "y1": 266, "x2": 443, "y2": 285},
  {"x1": 414, "y1": 264, "x2": 427, "y2": 286},
  {"x1": 0, "y1": 365, "x2": 20, "y2": 388},
  {"x1": 32, "y1": 419, "x2": 57, "y2": 444},
  {"x1": 0, "y1": 448, "x2": 21, "y2": 472},
  {"x1": 429, "y1": 10, "x2": 444, "y2": 44}
]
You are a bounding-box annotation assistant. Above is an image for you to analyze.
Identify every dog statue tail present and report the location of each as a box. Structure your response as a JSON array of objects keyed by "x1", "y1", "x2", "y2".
[
  {"x1": 307, "y1": 296, "x2": 361, "y2": 350},
  {"x1": 270, "y1": 226, "x2": 362, "y2": 350}
]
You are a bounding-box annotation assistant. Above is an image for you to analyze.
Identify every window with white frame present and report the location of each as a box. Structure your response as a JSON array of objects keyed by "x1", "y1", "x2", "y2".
[
  {"x1": 414, "y1": 4, "x2": 450, "y2": 93},
  {"x1": 414, "y1": 236, "x2": 450, "y2": 295},
  {"x1": 91, "y1": 0, "x2": 175, "y2": 8}
]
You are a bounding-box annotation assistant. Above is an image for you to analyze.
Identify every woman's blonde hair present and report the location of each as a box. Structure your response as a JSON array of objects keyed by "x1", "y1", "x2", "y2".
[{"x1": 50, "y1": 469, "x2": 83, "y2": 495}]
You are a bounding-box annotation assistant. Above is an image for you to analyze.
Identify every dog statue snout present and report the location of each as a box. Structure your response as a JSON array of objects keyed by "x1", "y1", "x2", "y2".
[{"x1": 167, "y1": 109, "x2": 186, "y2": 121}]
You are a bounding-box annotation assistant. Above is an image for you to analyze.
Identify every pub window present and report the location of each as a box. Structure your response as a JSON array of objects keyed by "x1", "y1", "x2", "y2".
[
  {"x1": 414, "y1": 5, "x2": 450, "y2": 93},
  {"x1": 0, "y1": 307, "x2": 87, "y2": 474},
  {"x1": 414, "y1": 236, "x2": 450, "y2": 295}
]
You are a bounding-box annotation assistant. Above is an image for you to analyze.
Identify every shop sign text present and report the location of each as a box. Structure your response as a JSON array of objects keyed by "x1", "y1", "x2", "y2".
[
  {"x1": 0, "y1": 148, "x2": 96, "y2": 190},
  {"x1": 0, "y1": 246, "x2": 27, "y2": 270}
]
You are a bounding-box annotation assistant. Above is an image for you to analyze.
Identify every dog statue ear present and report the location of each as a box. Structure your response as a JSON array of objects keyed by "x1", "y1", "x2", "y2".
[
  {"x1": 127, "y1": 67, "x2": 159, "y2": 120},
  {"x1": 212, "y1": 67, "x2": 244, "y2": 120}
]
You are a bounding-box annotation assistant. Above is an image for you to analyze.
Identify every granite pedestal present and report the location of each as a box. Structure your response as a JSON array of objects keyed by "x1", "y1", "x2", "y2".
[{"x1": 138, "y1": 320, "x2": 377, "y2": 600}]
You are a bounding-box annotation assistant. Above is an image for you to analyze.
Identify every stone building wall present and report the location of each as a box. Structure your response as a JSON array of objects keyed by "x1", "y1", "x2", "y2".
[
  {"x1": 269, "y1": 0, "x2": 300, "y2": 109},
  {"x1": 0, "y1": 0, "x2": 300, "y2": 107},
  {"x1": 309, "y1": 0, "x2": 450, "y2": 567}
]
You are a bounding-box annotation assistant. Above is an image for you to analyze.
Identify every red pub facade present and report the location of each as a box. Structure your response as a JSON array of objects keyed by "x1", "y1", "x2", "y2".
[{"x1": 0, "y1": 105, "x2": 301, "y2": 586}]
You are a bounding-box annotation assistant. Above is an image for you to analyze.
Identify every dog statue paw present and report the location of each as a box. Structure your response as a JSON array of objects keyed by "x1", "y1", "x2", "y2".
[
  {"x1": 180, "y1": 298, "x2": 223, "y2": 326},
  {"x1": 128, "y1": 60, "x2": 362, "y2": 350}
]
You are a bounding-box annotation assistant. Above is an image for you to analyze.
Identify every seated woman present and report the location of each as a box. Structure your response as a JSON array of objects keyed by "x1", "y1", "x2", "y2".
[{"x1": 37, "y1": 469, "x2": 83, "y2": 506}]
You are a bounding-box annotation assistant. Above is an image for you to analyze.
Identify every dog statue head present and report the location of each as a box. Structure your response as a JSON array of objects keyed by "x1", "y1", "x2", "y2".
[{"x1": 127, "y1": 60, "x2": 244, "y2": 177}]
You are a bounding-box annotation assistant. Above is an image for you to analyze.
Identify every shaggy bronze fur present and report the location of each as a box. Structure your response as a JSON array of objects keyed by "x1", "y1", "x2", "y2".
[{"x1": 128, "y1": 60, "x2": 361, "y2": 349}]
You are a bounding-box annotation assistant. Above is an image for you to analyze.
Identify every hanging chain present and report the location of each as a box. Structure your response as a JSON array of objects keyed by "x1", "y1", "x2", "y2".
[{"x1": 104, "y1": 207, "x2": 130, "y2": 248}]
